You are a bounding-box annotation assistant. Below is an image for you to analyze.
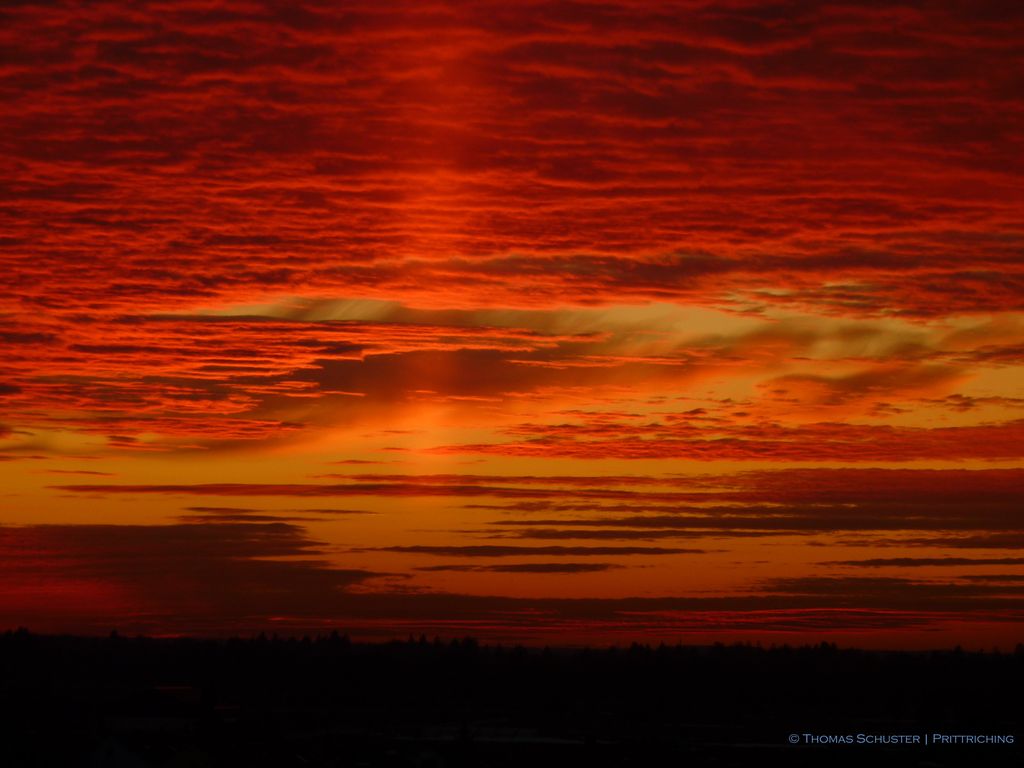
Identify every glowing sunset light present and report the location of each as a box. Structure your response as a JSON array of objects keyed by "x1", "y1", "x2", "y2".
[{"x1": 2, "y1": 0, "x2": 1023, "y2": 648}]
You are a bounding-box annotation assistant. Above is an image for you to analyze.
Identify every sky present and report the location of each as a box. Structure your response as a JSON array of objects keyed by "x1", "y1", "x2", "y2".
[{"x1": 1, "y1": 0, "x2": 1023, "y2": 648}]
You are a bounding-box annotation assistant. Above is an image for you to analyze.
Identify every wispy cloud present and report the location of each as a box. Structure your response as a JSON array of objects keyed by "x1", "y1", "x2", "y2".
[{"x1": 2, "y1": 0, "x2": 1023, "y2": 645}]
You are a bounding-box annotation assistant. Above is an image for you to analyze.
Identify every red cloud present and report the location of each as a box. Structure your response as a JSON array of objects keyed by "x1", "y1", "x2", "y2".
[
  {"x1": 432, "y1": 418, "x2": 1024, "y2": 462},
  {"x1": 1, "y1": 0, "x2": 1021, "y2": 318},
  {"x1": 3, "y1": 1, "x2": 1023, "y2": 646}
]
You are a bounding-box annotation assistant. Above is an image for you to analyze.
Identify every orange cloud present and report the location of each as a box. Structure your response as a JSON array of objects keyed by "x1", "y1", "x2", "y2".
[{"x1": 2, "y1": 0, "x2": 1023, "y2": 647}]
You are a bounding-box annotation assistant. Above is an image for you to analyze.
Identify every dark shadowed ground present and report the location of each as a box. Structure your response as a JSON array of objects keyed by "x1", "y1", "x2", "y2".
[{"x1": 0, "y1": 630, "x2": 1021, "y2": 767}]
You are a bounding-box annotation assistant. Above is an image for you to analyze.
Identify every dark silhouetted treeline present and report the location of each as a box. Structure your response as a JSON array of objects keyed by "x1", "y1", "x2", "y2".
[{"x1": 1, "y1": 629, "x2": 1022, "y2": 767}]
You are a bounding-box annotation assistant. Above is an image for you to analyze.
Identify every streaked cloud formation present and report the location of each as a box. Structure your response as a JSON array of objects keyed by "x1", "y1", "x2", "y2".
[{"x1": 1, "y1": 0, "x2": 1022, "y2": 646}]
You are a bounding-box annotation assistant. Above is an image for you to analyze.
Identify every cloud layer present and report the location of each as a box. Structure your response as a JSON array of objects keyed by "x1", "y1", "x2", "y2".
[{"x1": 1, "y1": 0, "x2": 1022, "y2": 645}]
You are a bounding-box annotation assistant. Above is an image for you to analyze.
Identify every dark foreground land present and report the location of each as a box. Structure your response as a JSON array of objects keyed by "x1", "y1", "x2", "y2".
[{"x1": 1, "y1": 630, "x2": 1022, "y2": 767}]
